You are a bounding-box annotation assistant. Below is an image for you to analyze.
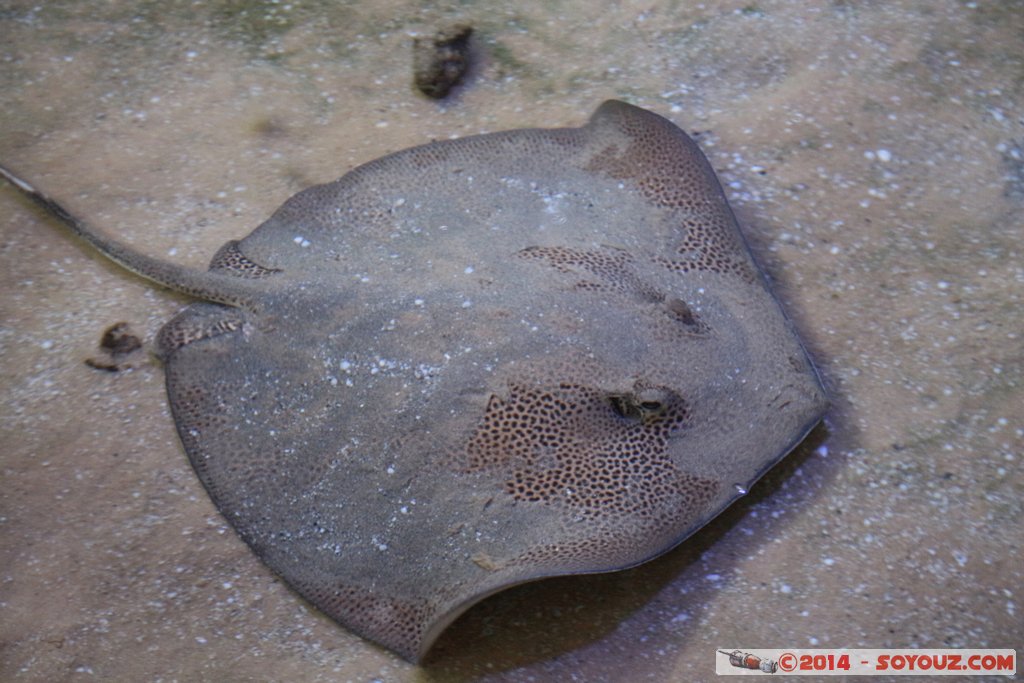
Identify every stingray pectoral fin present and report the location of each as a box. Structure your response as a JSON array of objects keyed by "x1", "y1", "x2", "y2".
[{"x1": 0, "y1": 163, "x2": 268, "y2": 310}]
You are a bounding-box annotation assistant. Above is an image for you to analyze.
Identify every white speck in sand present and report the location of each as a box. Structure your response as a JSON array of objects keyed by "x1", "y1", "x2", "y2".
[
  {"x1": 40, "y1": 339, "x2": 54, "y2": 350},
  {"x1": 876, "y1": 149, "x2": 892, "y2": 162},
  {"x1": 464, "y1": 265, "x2": 474, "y2": 274},
  {"x1": 293, "y1": 236, "x2": 311, "y2": 248}
]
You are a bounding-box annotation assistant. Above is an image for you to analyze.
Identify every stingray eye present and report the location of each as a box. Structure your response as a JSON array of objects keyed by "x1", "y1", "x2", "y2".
[
  {"x1": 608, "y1": 394, "x2": 639, "y2": 420},
  {"x1": 636, "y1": 387, "x2": 673, "y2": 408},
  {"x1": 666, "y1": 297, "x2": 697, "y2": 326},
  {"x1": 608, "y1": 389, "x2": 672, "y2": 421},
  {"x1": 632, "y1": 387, "x2": 679, "y2": 421}
]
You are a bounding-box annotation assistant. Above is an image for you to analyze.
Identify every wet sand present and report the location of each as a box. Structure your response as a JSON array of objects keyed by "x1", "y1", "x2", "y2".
[{"x1": 1, "y1": 1, "x2": 1020, "y2": 680}]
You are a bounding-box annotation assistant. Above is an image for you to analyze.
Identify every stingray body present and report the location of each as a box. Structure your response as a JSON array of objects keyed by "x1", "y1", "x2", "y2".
[{"x1": 2, "y1": 101, "x2": 827, "y2": 661}]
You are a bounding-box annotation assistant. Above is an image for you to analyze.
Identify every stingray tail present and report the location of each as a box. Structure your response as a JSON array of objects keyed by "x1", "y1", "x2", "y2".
[{"x1": 1, "y1": 163, "x2": 268, "y2": 309}]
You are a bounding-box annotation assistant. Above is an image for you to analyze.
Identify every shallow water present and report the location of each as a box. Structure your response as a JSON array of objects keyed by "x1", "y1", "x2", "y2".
[{"x1": 1, "y1": 1, "x2": 1020, "y2": 680}]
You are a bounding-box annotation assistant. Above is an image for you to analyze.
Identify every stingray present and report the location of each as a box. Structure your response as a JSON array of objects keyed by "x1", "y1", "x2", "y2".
[{"x1": 1, "y1": 101, "x2": 827, "y2": 662}]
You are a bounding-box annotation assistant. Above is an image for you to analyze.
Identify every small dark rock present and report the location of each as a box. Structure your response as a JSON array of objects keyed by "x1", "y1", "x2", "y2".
[
  {"x1": 85, "y1": 321, "x2": 144, "y2": 372},
  {"x1": 99, "y1": 321, "x2": 142, "y2": 355},
  {"x1": 413, "y1": 25, "x2": 474, "y2": 99}
]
